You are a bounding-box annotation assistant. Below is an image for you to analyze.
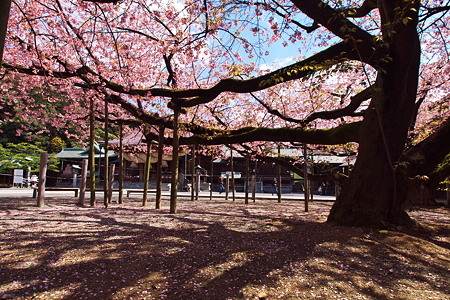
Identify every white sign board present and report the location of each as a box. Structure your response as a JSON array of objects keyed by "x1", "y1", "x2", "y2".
[
  {"x1": 221, "y1": 172, "x2": 242, "y2": 178},
  {"x1": 13, "y1": 169, "x2": 24, "y2": 184}
]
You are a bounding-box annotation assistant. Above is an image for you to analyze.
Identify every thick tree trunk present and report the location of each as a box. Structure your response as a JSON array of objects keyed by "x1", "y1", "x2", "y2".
[
  {"x1": 0, "y1": 0, "x2": 12, "y2": 63},
  {"x1": 405, "y1": 177, "x2": 437, "y2": 206},
  {"x1": 328, "y1": 2, "x2": 421, "y2": 227}
]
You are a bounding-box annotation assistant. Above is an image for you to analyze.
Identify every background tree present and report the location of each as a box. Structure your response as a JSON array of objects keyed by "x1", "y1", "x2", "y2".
[
  {"x1": 0, "y1": 142, "x2": 59, "y2": 174},
  {"x1": 1, "y1": 75, "x2": 86, "y2": 147}
]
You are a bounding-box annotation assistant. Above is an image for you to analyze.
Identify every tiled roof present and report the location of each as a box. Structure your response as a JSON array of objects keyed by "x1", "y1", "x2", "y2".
[{"x1": 56, "y1": 148, "x2": 117, "y2": 160}]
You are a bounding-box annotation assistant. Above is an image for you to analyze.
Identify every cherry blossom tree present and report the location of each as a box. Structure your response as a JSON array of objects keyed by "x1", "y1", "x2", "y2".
[{"x1": 2, "y1": 0, "x2": 450, "y2": 226}]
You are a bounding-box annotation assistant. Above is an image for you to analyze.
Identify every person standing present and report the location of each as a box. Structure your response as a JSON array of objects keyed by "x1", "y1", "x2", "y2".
[
  {"x1": 272, "y1": 178, "x2": 278, "y2": 196},
  {"x1": 219, "y1": 180, "x2": 225, "y2": 194}
]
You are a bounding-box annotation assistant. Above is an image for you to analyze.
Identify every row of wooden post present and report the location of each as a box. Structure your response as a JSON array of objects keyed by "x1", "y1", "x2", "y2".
[
  {"x1": 37, "y1": 91, "x2": 315, "y2": 211},
  {"x1": 36, "y1": 93, "x2": 316, "y2": 212},
  {"x1": 35, "y1": 143, "x2": 315, "y2": 212}
]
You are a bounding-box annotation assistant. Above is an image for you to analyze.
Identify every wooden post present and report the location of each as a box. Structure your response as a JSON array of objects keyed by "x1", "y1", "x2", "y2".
[
  {"x1": 37, "y1": 152, "x2": 47, "y2": 208},
  {"x1": 245, "y1": 155, "x2": 249, "y2": 204},
  {"x1": 277, "y1": 144, "x2": 282, "y2": 203},
  {"x1": 89, "y1": 97, "x2": 96, "y2": 207},
  {"x1": 252, "y1": 160, "x2": 257, "y2": 202},
  {"x1": 118, "y1": 122, "x2": 124, "y2": 204},
  {"x1": 303, "y1": 143, "x2": 309, "y2": 212},
  {"x1": 310, "y1": 150, "x2": 314, "y2": 202},
  {"x1": 230, "y1": 148, "x2": 236, "y2": 202},
  {"x1": 108, "y1": 164, "x2": 115, "y2": 202},
  {"x1": 210, "y1": 153, "x2": 213, "y2": 201},
  {"x1": 79, "y1": 159, "x2": 88, "y2": 206},
  {"x1": 169, "y1": 107, "x2": 180, "y2": 213},
  {"x1": 156, "y1": 124, "x2": 164, "y2": 209},
  {"x1": 190, "y1": 145, "x2": 196, "y2": 201},
  {"x1": 195, "y1": 167, "x2": 200, "y2": 201},
  {"x1": 251, "y1": 172, "x2": 256, "y2": 203},
  {"x1": 143, "y1": 139, "x2": 152, "y2": 206},
  {"x1": 103, "y1": 96, "x2": 109, "y2": 208},
  {"x1": 225, "y1": 174, "x2": 230, "y2": 201}
]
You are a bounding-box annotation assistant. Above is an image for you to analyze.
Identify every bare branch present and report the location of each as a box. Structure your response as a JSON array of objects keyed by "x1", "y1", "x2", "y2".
[
  {"x1": 116, "y1": 26, "x2": 159, "y2": 42},
  {"x1": 419, "y1": 4, "x2": 450, "y2": 22},
  {"x1": 249, "y1": 92, "x2": 304, "y2": 124},
  {"x1": 303, "y1": 86, "x2": 371, "y2": 124}
]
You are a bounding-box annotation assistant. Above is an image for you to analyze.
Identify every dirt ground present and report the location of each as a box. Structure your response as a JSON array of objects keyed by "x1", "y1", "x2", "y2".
[{"x1": 0, "y1": 195, "x2": 449, "y2": 300}]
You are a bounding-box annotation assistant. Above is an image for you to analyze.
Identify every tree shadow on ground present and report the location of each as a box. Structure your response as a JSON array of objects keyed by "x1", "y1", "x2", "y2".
[{"x1": 0, "y1": 197, "x2": 449, "y2": 299}]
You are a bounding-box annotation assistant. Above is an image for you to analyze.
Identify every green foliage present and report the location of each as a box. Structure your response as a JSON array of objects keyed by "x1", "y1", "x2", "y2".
[
  {"x1": 0, "y1": 142, "x2": 59, "y2": 174},
  {"x1": 0, "y1": 77, "x2": 82, "y2": 148},
  {"x1": 48, "y1": 137, "x2": 67, "y2": 154}
]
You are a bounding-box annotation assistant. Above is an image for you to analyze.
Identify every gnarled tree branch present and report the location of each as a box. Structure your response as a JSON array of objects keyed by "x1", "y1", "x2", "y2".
[
  {"x1": 179, "y1": 122, "x2": 361, "y2": 146},
  {"x1": 149, "y1": 41, "x2": 383, "y2": 107}
]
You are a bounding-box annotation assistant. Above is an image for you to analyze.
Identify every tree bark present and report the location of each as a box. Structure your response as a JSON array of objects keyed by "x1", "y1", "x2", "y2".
[{"x1": 404, "y1": 177, "x2": 437, "y2": 206}]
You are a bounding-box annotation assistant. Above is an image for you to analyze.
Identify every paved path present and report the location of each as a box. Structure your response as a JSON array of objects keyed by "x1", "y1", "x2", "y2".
[
  {"x1": 0, "y1": 188, "x2": 336, "y2": 202},
  {"x1": 172, "y1": 191, "x2": 336, "y2": 201}
]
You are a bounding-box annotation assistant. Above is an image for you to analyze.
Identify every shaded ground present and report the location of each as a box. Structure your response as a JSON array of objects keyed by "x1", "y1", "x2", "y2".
[{"x1": 0, "y1": 195, "x2": 449, "y2": 299}]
